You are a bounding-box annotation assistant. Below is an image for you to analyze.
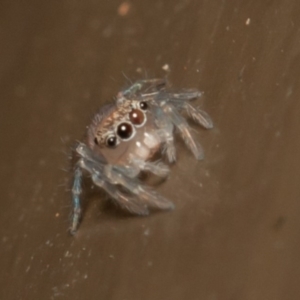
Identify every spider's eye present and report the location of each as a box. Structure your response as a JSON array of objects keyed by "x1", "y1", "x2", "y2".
[
  {"x1": 129, "y1": 109, "x2": 145, "y2": 126},
  {"x1": 139, "y1": 101, "x2": 148, "y2": 110},
  {"x1": 94, "y1": 137, "x2": 99, "y2": 145},
  {"x1": 117, "y1": 122, "x2": 133, "y2": 140},
  {"x1": 106, "y1": 135, "x2": 117, "y2": 148}
]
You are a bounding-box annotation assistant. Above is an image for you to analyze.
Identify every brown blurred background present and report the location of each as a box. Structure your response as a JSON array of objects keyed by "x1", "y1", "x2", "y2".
[{"x1": 1, "y1": 0, "x2": 300, "y2": 299}]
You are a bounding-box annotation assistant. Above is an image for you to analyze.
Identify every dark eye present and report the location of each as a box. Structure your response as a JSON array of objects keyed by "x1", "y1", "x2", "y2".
[
  {"x1": 106, "y1": 135, "x2": 117, "y2": 148},
  {"x1": 94, "y1": 137, "x2": 99, "y2": 145},
  {"x1": 139, "y1": 101, "x2": 148, "y2": 110},
  {"x1": 129, "y1": 109, "x2": 145, "y2": 126},
  {"x1": 117, "y1": 122, "x2": 133, "y2": 140}
]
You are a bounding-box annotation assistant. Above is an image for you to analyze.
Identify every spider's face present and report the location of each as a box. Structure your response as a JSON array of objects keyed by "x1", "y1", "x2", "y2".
[
  {"x1": 99, "y1": 100, "x2": 148, "y2": 148},
  {"x1": 87, "y1": 99, "x2": 161, "y2": 164}
]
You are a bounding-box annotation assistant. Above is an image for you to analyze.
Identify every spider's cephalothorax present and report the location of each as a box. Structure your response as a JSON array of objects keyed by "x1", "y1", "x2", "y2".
[{"x1": 70, "y1": 79, "x2": 213, "y2": 234}]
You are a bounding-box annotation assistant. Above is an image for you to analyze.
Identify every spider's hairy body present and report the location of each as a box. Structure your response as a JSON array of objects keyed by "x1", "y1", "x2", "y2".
[{"x1": 70, "y1": 79, "x2": 213, "y2": 234}]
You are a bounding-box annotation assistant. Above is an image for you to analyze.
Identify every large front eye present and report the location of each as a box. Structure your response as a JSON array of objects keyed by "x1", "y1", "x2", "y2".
[
  {"x1": 106, "y1": 135, "x2": 117, "y2": 148},
  {"x1": 129, "y1": 109, "x2": 145, "y2": 126},
  {"x1": 117, "y1": 122, "x2": 133, "y2": 140}
]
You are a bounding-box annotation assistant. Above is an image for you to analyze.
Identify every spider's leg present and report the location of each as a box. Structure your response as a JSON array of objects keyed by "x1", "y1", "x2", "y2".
[
  {"x1": 159, "y1": 90, "x2": 202, "y2": 101},
  {"x1": 162, "y1": 90, "x2": 213, "y2": 129},
  {"x1": 70, "y1": 164, "x2": 83, "y2": 234},
  {"x1": 179, "y1": 102, "x2": 213, "y2": 129},
  {"x1": 118, "y1": 78, "x2": 167, "y2": 98},
  {"x1": 91, "y1": 175, "x2": 150, "y2": 215},
  {"x1": 76, "y1": 143, "x2": 174, "y2": 212},
  {"x1": 163, "y1": 103, "x2": 204, "y2": 160},
  {"x1": 130, "y1": 157, "x2": 170, "y2": 177},
  {"x1": 105, "y1": 165, "x2": 174, "y2": 211},
  {"x1": 78, "y1": 157, "x2": 150, "y2": 215},
  {"x1": 164, "y1": 139, "x2": 176, "y2": 163},
  {"x1": 157, "y1": 128, "x2": 176, "y2": 163},
  {"x1": 185, "y1": 103, "x2": 213, "y2": 129},
  {"x1": 154, "y1": 107, "x2": 176, "y2": 163}
]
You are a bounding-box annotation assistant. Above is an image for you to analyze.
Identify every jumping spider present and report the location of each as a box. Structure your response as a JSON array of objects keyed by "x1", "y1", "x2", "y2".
[{"x1": 71, "y1": 79, "x2": 213, "y2": 234}]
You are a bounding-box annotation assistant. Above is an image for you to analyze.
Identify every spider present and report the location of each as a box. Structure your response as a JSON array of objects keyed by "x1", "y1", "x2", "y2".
[{"x1": 70, "y1": 78, "x2": 213, "y2": 234}]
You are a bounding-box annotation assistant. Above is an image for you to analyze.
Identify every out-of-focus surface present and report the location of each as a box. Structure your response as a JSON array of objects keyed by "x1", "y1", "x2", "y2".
[{"x1": 1, "y1": 1, "x2": 300, "y2": 299}]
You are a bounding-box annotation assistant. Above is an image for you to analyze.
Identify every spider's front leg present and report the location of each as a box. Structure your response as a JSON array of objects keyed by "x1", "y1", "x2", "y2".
[
  {"x1": 91, "y1": 174, "x2": 150, "y2": 215},
  {"x1": 70, "y1": 165, "x2": 83, "y2": 234},
  {"x1": 104, "y1": 164, "x2": 174, "y2": 211},
  {"x1": 76, "y1": 143, "x2": 174, "y2": 221}
]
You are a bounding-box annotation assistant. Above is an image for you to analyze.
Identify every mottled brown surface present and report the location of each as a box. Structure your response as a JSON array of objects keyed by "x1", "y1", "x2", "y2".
[{"x1": 1, "y1": 1, "x2": 300, "y2": 299}]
